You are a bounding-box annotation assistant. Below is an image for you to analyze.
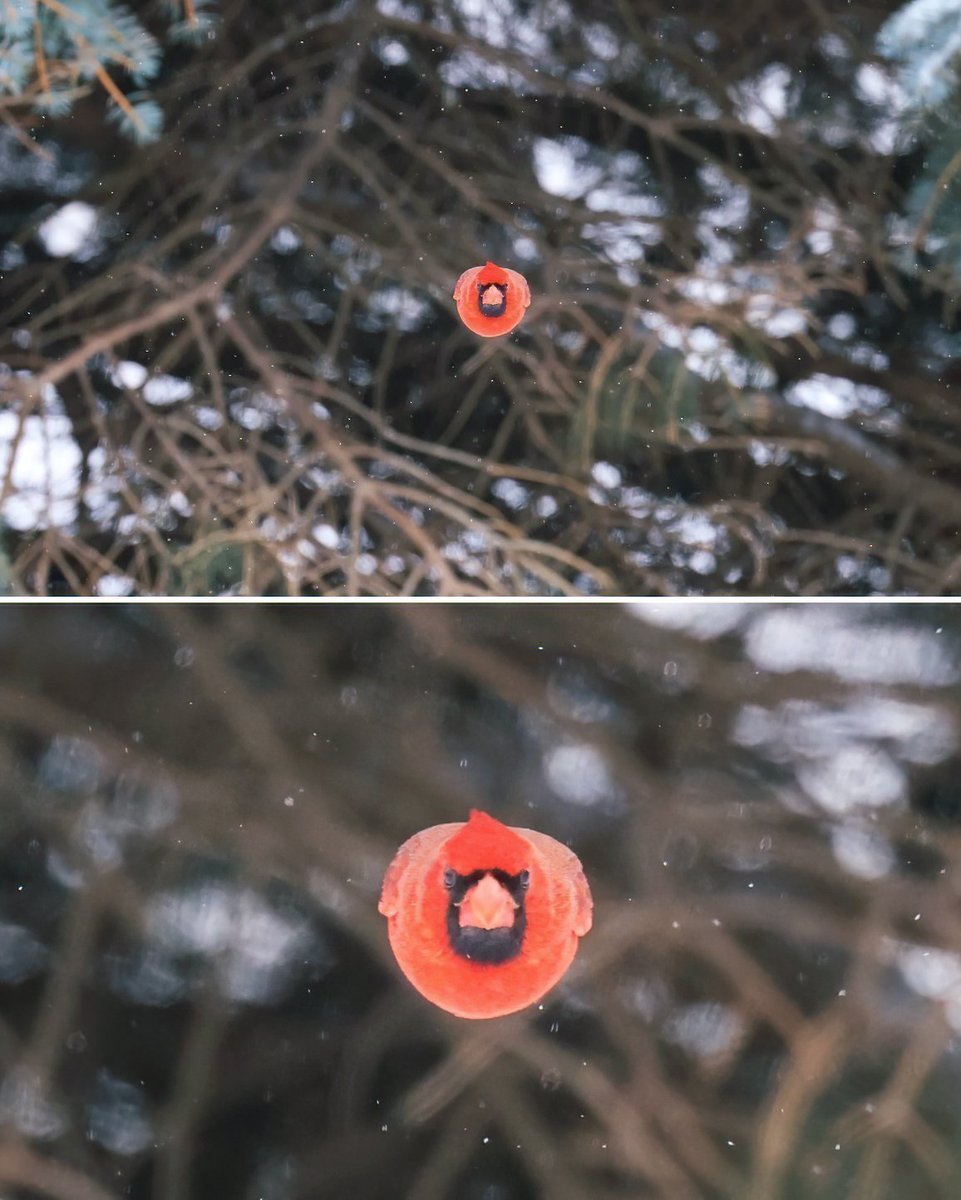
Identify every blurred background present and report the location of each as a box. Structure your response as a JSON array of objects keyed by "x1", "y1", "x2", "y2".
[
  {"x1": 2, "y1": 0, "x2": 961, "y2": 595},
  {"x1": 0, "y1": 601, "x2": 960, "y2": 1198}
]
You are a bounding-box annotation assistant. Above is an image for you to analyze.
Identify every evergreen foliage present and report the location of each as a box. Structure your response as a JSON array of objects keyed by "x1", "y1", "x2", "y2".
[
  {"x1": 879, "y1": 0, "x2": 961, "y2": 277},
  {"x1": 0, "y1": 0, "x2": 216, "y2": 141},
  {"x1": 879, "y1": 0, "x2": 961, "y2": 109}
]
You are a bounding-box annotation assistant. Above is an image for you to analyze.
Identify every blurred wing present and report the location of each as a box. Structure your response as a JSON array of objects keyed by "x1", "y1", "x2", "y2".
[
  {"x1": 453, "y1": 268, "x2": 475, "y2": 302},
  {"x1": 520, "y1": 827, "x2": 593, "y2": 936},
  {"x1": 378, "y1": 822, "x2": 463, "y2": 917},
  {"x1": 570, "y1": 860, "x2": 593, "y2": 936}
]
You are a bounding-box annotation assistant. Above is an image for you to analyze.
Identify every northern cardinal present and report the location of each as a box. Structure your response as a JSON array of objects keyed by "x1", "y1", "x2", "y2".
[
  {"x1": 378, "y1": 809, "x2": 592, "y2": 1018},
  {"x1": 453, "y1": 261, "x2": 531, "y2": 337}
]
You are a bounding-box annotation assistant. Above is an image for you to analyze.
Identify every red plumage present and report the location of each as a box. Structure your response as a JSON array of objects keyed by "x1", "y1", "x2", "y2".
[
  {"x1": 453, "y1": 261, "x2": 531, "y2": 337},
  {"x1": 378, "y1": 809, "x2": 592, "y2": 1019}
]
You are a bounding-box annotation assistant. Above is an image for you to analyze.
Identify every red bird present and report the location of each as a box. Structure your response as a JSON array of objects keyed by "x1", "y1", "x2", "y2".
[
  {"x1": 378, "y1": 809, "x2": 592, "y2": 1019},
  {"x1": 453, "y1": 261, "x2": 531, "y2": 337}
]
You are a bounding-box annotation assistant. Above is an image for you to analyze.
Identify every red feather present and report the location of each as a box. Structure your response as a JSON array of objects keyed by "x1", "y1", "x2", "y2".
[
  {"x1": 453, "y1": 261, "x2": 531, "y2": 337},
  {"x1": 379, "y1": 810, "x2": 592, "y2": 1018}
]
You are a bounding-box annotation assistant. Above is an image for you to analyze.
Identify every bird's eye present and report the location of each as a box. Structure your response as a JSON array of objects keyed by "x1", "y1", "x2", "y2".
[
  {"x1": 519, "y1": 869, "x2": 530, "y2": 890},
  {"x1": 443, "y1": 867, "x2": 456, "y2": 890}
]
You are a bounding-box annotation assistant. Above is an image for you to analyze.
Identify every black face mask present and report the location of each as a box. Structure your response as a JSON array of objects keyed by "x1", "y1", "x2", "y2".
[
  {"x1": 444, "y1": 867, "x2": 529, "y2": 964},
  {"x1": 477, "y1": 282, "x2": 508, "y2": 318}
]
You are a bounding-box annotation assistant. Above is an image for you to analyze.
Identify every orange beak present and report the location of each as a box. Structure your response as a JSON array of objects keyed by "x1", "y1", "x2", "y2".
[
  {"x1": 457, "y1": 874, "x2": 517, "y2": 930},
  {"x1": 481, "y1": 284, "x2": 502, "y2": 306}
]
